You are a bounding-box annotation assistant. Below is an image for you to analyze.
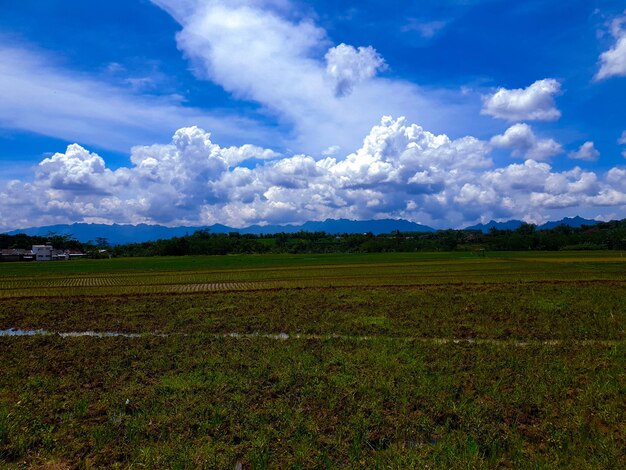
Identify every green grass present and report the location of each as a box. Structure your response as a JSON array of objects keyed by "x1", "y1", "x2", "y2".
[
  {"x1": 1, "y1": 284, "x2": 624, "y2": 340},
  {"x1": 0, "y1": 251, "x2": 625, "y2": 298},
  {"x1": 1, "y1": 337, "x2": 623, "y2": 468},
  {"x1": 0, "y1": 250, "x2": 624, "y2": 278},
  {"x1": 0, "y1": 252, "x2": 625, "y2": 468}
]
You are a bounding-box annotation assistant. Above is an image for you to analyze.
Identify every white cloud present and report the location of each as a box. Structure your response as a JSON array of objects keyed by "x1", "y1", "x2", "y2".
[
  {"x1": 595, "y1": 12, "x2": 626, "y2": 80},
  {"x1": 568, "y1": 141, "x2": 600, "y2": 161},
  {"x1": 325, "y1": 44, "x2": 386, "y2": 97},
  {"x1": 607, "y1": 167, "x2": 626, "y2": 190},
  {"x1": 490, "y1": 123, "x2": 563, "y2": 160},
  {"x1": 2, "y1": 117, "x2": 625, "y2": 232},
  {"x1": 0, "y1": 45, "x2": 279, "y2": 153},
  {"x1": 220, "y1": 144, "x2": 281, "y2": 167},
  {"x1": 149, "y1": 0, "x2": 484, "y2": 156},
  {"x1": 481, "y1": 79, "x2": 562, "y2": 121},
  {"x1": 618, "y1": 131, "x2": 626, "y2": 145},
  {"x1": 36, "y1": 144, "x2": 112, "y2": 193}
]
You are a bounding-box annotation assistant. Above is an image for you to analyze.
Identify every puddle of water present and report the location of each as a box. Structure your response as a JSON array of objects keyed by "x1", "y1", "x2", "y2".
[
  {"x1": 59, "y1": 331, "x2": 140, "y2": 338},
  {"x1": 228, "y1": 332, "x2": 290, "y2": 340},
  {"x1": 0, "y1": 328, "x2": 139, "y2": 338},
  {"x1": 0, "y1": 329, "x2": 291, "y2": 340},
  {"x1": 270, "y1": 332, "x2": 289, "y2": 340},
  {"x1": 0, "y1": 328, "x2": 49, "y2": 337},
  {"x1": 0, "y1": 329, "x2": 618, "y2": 346}
]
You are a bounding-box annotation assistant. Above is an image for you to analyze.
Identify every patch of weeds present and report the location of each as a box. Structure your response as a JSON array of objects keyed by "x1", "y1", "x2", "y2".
[
  {"x1": 0, "y1": 405, "x2": 9, "y2": 447},
  {"x1": 73, "y1": 397, "x2": 89, "y2": 418}
]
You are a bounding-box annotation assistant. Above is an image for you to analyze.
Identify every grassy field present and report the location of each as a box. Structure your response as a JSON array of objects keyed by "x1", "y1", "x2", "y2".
[
  {"x1": 1, "y1": 251, "x2": 625, "y2": 298},
  {"x1": 0, "y1": 252, "x2": 625, "y2": 468}
]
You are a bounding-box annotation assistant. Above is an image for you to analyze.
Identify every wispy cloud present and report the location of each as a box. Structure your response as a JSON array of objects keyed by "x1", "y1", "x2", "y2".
[
  {"x1": 401, "y1": 19, "x2": 448, "y2": 39},
  {"x1": 0, "y1": 44, "x2": 275, "y2": 153},
  {"x1": 595, "y1": 11, "x2": 626, "y2": 80}
]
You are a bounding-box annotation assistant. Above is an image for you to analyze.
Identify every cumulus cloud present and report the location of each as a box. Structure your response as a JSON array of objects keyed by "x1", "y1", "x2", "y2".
[
  {"x1": 325, "y1": 44, "x2": 386, "y2": 97},
  {"x1": 568, "y1": 141, "x2": 600, "y2": 161},
  {"x1": 2, "y1": 117, "x2": 626, "y2": 232},
  {"x1": 36, "y1": 144, "x2": 111, "y2": 193},
  {"x1": 481, "y1": 79, "x2": 562, "y2": 121},
  {"x1": 490, "y1": 123, "x2": 563, "y2": 160},
  {"x1": 595, "y1": 12, "x2": 626, "y2": 80}
]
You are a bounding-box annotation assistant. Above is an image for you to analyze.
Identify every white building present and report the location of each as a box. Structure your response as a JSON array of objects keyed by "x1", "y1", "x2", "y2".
[{"x1": 32, "y1": 245, "x2": 53, "y2": 261}]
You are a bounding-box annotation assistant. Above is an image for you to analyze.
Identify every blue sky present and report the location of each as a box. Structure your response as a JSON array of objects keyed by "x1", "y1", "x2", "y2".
[{"x1": 0, "y1": 0, "x2": 625, "y2": 230}]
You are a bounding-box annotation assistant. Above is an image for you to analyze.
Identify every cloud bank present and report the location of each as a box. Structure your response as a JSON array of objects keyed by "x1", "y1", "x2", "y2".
[{"x1": 2, "y1": 117, "x2": 625, "y2": 232}]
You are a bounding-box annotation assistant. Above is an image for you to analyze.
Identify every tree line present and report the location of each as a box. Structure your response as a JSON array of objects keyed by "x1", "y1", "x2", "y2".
[{"x1": 2, "y1": 219, "x2": 626, "y2": 257}]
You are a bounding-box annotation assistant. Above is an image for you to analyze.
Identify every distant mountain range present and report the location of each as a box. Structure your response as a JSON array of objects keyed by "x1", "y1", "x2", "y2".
[
  {"x1": 4, "y1": 216, "x2": 601, "y2": 245},
  {"x1": 464, "y1": 219, "x2": 525, "y2": 232},
  {"x1": 4, "y1": 218, "x2": 435, "y2": 245},
  {"x1": 464, "y1": 216, "x2": 599, "y2": 233},
  {"x1": 536, "y1": 216, "x2": 599, "y2": 230}
]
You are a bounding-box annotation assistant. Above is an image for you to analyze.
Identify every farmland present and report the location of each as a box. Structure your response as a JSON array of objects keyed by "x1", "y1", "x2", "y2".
[{"x1": 1, "y1": 252, "x2": 625, "y2": 468}]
